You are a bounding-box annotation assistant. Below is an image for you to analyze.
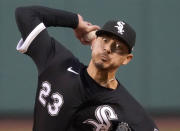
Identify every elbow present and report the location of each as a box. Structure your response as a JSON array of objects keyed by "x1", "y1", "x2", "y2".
[
  {"x1": 15, "y1": 6, "x2": 33, "y2": 25},
  {"x1": 15, "y1": 7, "x2": 26, "y2": 20}
]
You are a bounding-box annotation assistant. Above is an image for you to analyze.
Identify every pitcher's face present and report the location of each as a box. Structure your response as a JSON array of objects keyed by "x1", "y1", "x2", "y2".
[{"x1": 91, "y1": 34, "x2": 133, "y2": 71}]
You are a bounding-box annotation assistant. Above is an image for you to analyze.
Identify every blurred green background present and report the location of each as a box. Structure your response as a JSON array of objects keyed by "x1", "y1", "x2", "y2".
[{"x1": 0, "y1": 0, "x2": 179, "y2": 117}]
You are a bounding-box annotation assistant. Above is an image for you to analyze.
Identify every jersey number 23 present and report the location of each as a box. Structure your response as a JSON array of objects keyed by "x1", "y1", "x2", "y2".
[{"x1": 38, "y1": 81, "x2": 64, "y2": 116}]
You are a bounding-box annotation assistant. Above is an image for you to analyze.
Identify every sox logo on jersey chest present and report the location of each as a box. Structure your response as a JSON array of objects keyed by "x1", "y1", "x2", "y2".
[{"x1": 83, "y1": 105, "x2": 118, "y2": 131}]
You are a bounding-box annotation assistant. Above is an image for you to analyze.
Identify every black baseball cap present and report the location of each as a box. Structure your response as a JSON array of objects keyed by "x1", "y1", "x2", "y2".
[{"x1": 96, "y1": 20, "x2": 136, "y2": 53}]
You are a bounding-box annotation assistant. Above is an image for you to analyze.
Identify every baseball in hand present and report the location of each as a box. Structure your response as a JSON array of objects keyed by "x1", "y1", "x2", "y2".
[{"x1": 83, "y1": 30, "x2": 97, "y2": 42}]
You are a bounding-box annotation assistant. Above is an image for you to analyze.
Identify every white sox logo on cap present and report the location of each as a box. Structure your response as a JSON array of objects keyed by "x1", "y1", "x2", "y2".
[
  {"x1": 96, "y1": 20, "x2": 136, "y2": 53},
  {"x1": 114, "y1": 21, "x2": 125, "y2": 35}
]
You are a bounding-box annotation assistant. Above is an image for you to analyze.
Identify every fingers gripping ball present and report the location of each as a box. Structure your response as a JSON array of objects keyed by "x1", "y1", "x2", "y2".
[{"x1": 83, "y1": 30, "x2": 97, "y2": 42}]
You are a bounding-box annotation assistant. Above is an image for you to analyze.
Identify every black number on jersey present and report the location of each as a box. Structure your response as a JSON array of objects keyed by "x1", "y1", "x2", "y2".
[{"x1": 38, "y1": 81, "x2": 64, "y2": 116}]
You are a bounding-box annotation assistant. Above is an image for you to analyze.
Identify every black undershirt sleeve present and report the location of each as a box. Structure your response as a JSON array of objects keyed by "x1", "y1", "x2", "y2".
[
  {"x1": 15, "y1": 6, "x2": 79, "y2": 74},
  {"x1": 15, "y1": 6, "x2": 78, "y2": 39}
]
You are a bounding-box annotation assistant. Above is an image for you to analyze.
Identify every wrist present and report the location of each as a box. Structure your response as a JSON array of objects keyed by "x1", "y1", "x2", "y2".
[{"x1": 73, "y1": 14, "x2": 79, "y2": 29}]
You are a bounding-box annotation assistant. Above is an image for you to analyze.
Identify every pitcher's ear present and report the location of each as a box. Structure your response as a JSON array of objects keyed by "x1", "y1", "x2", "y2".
[
  {"x1": 90, "y1": 38, "x2": 96, "y2": 50},
  {"x1": 122, "y1": 54, "x2": 133, "y2": 65}
]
